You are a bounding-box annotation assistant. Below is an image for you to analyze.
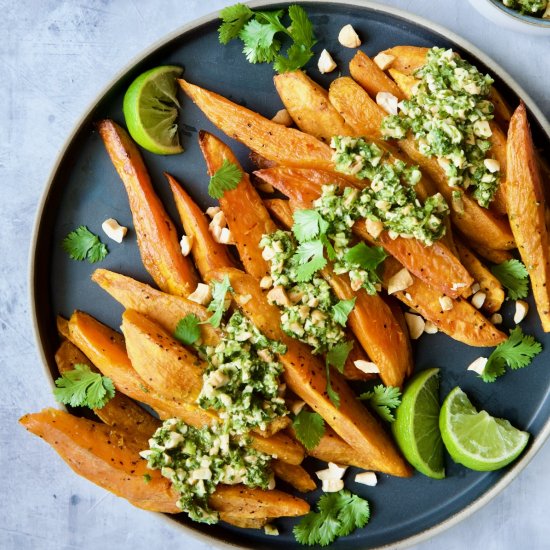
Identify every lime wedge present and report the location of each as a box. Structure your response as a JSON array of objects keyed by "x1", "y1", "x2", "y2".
[
  {"x1": 392, "y1": 368, "x2": 445, "y2": 479},
  {"x1": 123, "y1": 65, "x2": 183, "y2": 155},
  {"x1": 440, "y1": 387, "x2": 529, "y2": 472}
]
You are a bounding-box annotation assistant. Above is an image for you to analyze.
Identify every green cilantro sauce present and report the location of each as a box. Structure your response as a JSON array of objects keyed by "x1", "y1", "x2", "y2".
[
  {"x1": 331, "y1": 137, "x2": 448, "y2": 246},
  {"x1": 381, "y1": 47, "x2": 501, "y2": 208},
  {"x1": 501, "y1": 0, "x2": 548, "y2": 15},
  {"x1": 141, "y1": 419, "x2": 273, "y2": 524}
]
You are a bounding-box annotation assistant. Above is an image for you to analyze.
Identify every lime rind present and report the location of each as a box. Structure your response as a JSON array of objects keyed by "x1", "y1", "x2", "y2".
[
  {"x1": 440, "y1": 387, "x2": 530, "y2": 472},
  {"x1": 123, "y1": 65, "x2": 183, "y2": 155},
  {"x1": 392, "y1": 368, "x2": 445, "y2": 480}
]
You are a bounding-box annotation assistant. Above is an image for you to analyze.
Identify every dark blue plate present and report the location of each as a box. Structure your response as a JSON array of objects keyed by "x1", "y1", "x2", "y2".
[{"x1": 30, "y1": 1, "x2": 550, "y2": 548}]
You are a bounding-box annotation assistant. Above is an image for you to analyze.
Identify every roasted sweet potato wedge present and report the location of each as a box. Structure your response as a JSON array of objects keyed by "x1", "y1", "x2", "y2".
[
  {"x1": 466, "y1": 241, "x2": 514, "y2": 264},
  {"x1": 505, "y1": 103, "x2": 550, "y2": 331},
  {"x1": 97, "y1": 120, "x2": 198, "y2": 297},
  {"x1": 20, "y1": 408, "x2": 180, "y2": 513},
  {"x1": 167, "y1": 173, "x2": 236, "y2": 278},
  {"x1": 198, "y1": 131, "x2": 278, "y2": 280},
  {"x1": 207, "y1": 268, "x2": 412, "y2": 477},
  {"x1": 92, "y1": 269, "x2": 221, "y2": 347},
  {"x1": 179, "y1": 79, "x2": 334, "y2": 170},
  {"x1": 383, "y1": 257, "x2": 506, "y2": 346},
  {"x1": 455, "y1": 240, "x2": 505, "y2": 314},
  {"x1": 256, "y1": 166, "x2": 473, "y2": 299},
  {"x1": 271, "y1": 460, "x2": 317, "y2": 493},
  {"x1": 273, "y1": 70, "x2": 355, "y2": 141},
  {"x1": 219, "y1": 515, "x2": 267, "y2": 529},
  {"x1": 57, "y1": 315, "x2": 70, "y2": 339},
  {"x1": 121, "y1": 309, "x2": 206, "y2": 403}
]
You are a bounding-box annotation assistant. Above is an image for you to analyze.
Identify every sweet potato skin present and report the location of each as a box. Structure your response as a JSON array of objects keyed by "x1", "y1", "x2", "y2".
[
  {"x1": 97, "y1": 120, "x2": 198, "y2": 297},
  {"x1": 208, "y1": 268, "x2": 412, "y2": 477},
  {"x1": 167, "y1": 173, "x2": 236, "y2": 278},
  {"x1": 179, "y1": 79, "x2": 334, "y2": 170},
  {"x1": 505, "y1": 103, "x2": 550, "y2": 331},
  {"x1": 198, "y1": 131, "x2": 278, "y2": 280}
]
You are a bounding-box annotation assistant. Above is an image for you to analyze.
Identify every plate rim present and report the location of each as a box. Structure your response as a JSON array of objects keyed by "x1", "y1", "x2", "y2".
[{"x1": 28, "y1": 1, "x2": 550, "y2": 549}]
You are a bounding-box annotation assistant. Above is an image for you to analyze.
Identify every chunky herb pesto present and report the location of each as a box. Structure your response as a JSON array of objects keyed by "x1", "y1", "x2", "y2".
[
  {"x1": 198, "y1": 311, "x2": 288, "y2": 435},
  {"x1": 141, "y1": 419, "x2": 273, "y2": 524},
  {"x1": 501, "y1": 0, "x2": 548, "y2": 16},
  {"x1": 331, "y1": 137, "x2": 448, "y2": 245},
  {"x1": 381, "y1": 47, "x2": 501, "y2": 208}
]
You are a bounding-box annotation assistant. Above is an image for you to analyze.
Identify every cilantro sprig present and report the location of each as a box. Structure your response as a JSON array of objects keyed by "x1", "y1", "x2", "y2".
[
  {"x1": 208, "y1": 159, "x2": 242, "y2": 199},
  {"x1": 292, "y1": 409, "x2": 325, "y2": 451},
  {"x1": 174, "y1": 314, "x2": 201, "y2": 346},
  {"x1": 490, "y1": 259, "x2": 529, "y2": 301},
  {"x1": 294, "y1": 490, "x2": 370, "y2": 546},
  {"x1": 54, "y1": 364, "x2": 115, "y2": 409},
  {"x1": 480, "y1": 326, "x2": 542, "y2": 383},
  {"x1": 207, "y1": 275, "x2": 233, "y2": 327},
  {"x1": 325, "y1": 341, "x2": 354, "y2": 408},
  {"x1": 62, "y1": 226, "x2": 108, "y2": 264},
  {"x1": 359, "y1": 385, "x2": 402, "y2": 422},
  {"x1": 218, "y1": 4, "x2": 316, "y2": 73},
  {"x1": 332, "y1": 298, "x2": 356, "y2": 327}
]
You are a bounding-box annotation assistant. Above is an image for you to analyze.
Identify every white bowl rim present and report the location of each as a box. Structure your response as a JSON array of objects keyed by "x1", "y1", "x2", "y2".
[
  {"x1": 485, "y1": 0, "x2": 550, "y2": 28},
  {"x1": 28, "y1": 1, "x2": 550, "y2": 549}
]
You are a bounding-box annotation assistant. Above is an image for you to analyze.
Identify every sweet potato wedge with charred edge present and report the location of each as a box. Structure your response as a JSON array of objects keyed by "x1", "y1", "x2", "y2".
[
  {"x1": 506, "y1": 103, "x2": 550, "y2": 331},
  {"x1": 55, "y1": 338, "x2": 160, "y2": 442},
  {"x1": 97, "y1": 120, "x2": 198, "y2": 297},
  {"x1": 255, "y1": 166, "x2": 473, "y2": 299},
  {"x1": 67, "y1": 310, "x2": 304, "y2": 464},
  {"x1": 265, "y1": 197, "x2": 413, "y2": 387},
  {"x1": 92, "y1": 268, "x2": 221, "y2": 347},
  {"x1": 273, "y1": 70, "x2": 355, "y2": 142},
  {"x1": 167, "y1": 173, "x2": 236, "y2": 278},
  {"x1": 21, "y1": 409, "x2": 309, "y2": 520},
  {"x1": 179, "y1": 79, "x2": 335, "y2": 171},
  {"x1": 333, "y1": 69, "x2": 515, "y2": 250},
  {"x1": 207, "y1": 267, "x2": 412, "y2": 478},
  {"x1": 271, "y1": 460, "x2": 317, "y2": 493},
  {"x1": 198, "y1": 131, "x2": 278, "y2": 280}
]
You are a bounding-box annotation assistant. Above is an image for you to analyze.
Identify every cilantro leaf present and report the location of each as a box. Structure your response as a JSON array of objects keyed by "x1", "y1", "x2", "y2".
[
  {"x1": 255, "y1": 9, "x2": 287, "y2": 34},
  {"x1": 481, "y1": 326, "x2": 542, "y2": 383},
  {"x1": 491, "y1": 259, "x2": 529, "y2": 301},
  {"x1": 274, "y1": 43, "x2": 315, "y2": 73},
  {"x1": 292, "y1": 410, "x2": 325, "y2": 451},
  {"x1": 292, "y1": 209, "x2": 329, "y2": 242},
  {"x1": 62, "y1": 226, "x2": 108, "y2": 264},
  {"x1": 344, "y1": 242, "x2": 387, "y2": 271},
  {"x1": 326, "y1": 340, "x2": 354, "y2": 373},
  {"x1": 206, "y1": 275, "x2": 233, "y2": 327},
  {"x1": 325, "y1": 365, "x2": 341, "y2": 409},
  {"x1": 293, "y1": 239, "x2": 327, "y2": 281},
  {"x1": 287, "y1": 5, "x2": 316, "y2": 48},
  {"x1": 359, "y1": 385, "x2": 402, "y2": 422},
  {"x1": 295, "y1": 256, "x2": 327, "y2": 282},
  {"x1": 294, "y1": 490, "x2": 371, "y2": 546},
  {"x1": 240, "y1": 19, "x2": 281, "y2": 63},
  {"x1": 174, "y1": 314, "x2": 201, "y2": 346},
  {"x1": 54, "y1": 364, "x2": 115, "y2": 409},
  {"x1": 208, "y1": 159, "x2": 242, "y2": 199},
  {"x1": 332, "y1": 298, "x2": 356, "y2": 327},
  {"x1": 218, "y1": 3, "x2": 254, "y2": 44}
]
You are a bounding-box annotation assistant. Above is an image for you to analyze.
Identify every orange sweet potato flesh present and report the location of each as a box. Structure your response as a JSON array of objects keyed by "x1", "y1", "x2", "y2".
[
  {"x1": 92, "y1": 269, "x2": 221, "y2": 347},
  {"x1": 273, "y1": 70, "x2": 355, "y2": 142},
  {"x1": 334, "y1": 69, "x2": 515, "y2": 250},
  {"x1": 121, "y1": 309, "x2": 206, "y2": 403},
  {"x1": 467, "y1": 241, "x2": 514, "y2": 265},
  {"x1": 383, "y1": 257, "x2": 506, "y2": 346},
  {"x1": 455, "y1": 240, "x2": 505, "y2": 314},
  {"x1": 167, "y1": 173, "x2": 236, "y2": 278},
  {"x1": 208, "y1": 268, "x2": 412, "y2": 478},
  {"x1": 256, "y1": 166, "x2": 473, "y2": 299},
  {"x1": 271, "y1": 460, "x2": 317, "y2": 493},
  {"x1": 97, "y1": 119, "x2": 198, "y2": 297},
  {"x1": 264, "y1": 197, "x2": 413, "y2": 387},
  {"x1": 20, "y1": 409, "x2": 180, "y2": 513},
  {"x1": 55, "y1": 339, "x2": 160, "y2": 440},
  {"x1": 198, "y1": 131, "x2": 278, "y2": 280},
  {"x1": 209, "y1": 485, "x2": 309, "y2": 518},
  {"x1": 505, "y1": 103, "x2": 550, "y2": 331},
  {"x1": 67, "y1": 311, "x2": 304, "y2": 464},
  {"x1": 179, "y1": 79, "x2": 334, "y2": 170}
]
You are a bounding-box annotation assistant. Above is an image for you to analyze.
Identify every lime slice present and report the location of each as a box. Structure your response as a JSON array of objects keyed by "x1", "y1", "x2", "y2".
[
  {"x1": 392, "y1": 368, "x2": 445, "y2": 479},
  {"x1": 440, "y1": 387, "x2": 529, "y2": 472},
  {"x1": 123, "y1": 65, "x2": 183, "y2": 155}
]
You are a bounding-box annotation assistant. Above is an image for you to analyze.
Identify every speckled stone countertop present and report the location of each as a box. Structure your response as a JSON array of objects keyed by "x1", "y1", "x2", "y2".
[{"x1": 2, "y1": 1, "x2": 549, "y2": 549}]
